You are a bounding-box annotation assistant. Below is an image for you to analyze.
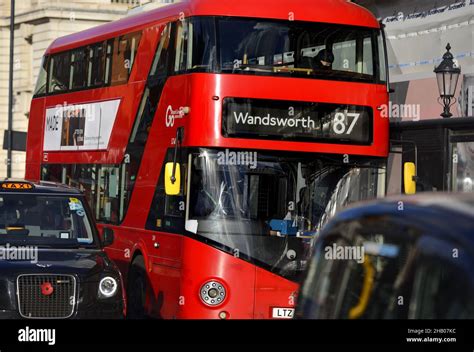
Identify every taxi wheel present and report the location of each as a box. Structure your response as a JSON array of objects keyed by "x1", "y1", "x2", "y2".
[{"x1": 127, "y1": 256, "x2": 148, "y2": 319}]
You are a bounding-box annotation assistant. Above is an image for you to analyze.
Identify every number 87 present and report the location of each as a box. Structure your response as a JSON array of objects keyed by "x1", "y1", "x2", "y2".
[{"x1": 333, "y1": 112, "x2": 360, "y2": 135}]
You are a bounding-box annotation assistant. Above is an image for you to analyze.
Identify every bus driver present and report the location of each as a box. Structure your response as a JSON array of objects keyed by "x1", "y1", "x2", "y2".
[{"x1": 313, "y1": 49, "x2": 334, "y2": 70}]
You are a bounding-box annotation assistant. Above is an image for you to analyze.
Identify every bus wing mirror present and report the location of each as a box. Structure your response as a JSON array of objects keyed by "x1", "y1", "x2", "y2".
[
  {"x1": 404, "y1": 162, "x2": 417, "y2": 195},
  {"x1": 165, "y1": 162, "x2": 181, "y2": 196}
]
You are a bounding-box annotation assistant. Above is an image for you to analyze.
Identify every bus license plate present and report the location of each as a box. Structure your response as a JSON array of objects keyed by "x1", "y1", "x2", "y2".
[{"x1": 272, "y1": 307, "x2": 295, "y2": 319}]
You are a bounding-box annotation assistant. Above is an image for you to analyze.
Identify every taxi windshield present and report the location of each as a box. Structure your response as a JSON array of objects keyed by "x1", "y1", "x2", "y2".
[{"x1": 0, "y1": 194, "x2": 97, "y2": 248}]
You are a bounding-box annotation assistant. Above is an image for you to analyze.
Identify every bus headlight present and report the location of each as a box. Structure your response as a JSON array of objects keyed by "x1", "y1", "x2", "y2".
[
  {"x1": 200, "y1": 281, "x2": 226, "y2": 306},
  {"x1": 99, "y1": 276, "x2": 118, "y2": 298}
]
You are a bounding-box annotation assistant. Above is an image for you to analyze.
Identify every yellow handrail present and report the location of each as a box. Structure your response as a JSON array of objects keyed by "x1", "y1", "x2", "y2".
[{"x1": 349, "y1": 255, "x2": 375, "y2": 319}]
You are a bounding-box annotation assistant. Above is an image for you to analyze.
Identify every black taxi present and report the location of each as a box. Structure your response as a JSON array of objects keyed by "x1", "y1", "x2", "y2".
[{"x1": 0, "y1": 180, "x2": 124, "y2": 319}]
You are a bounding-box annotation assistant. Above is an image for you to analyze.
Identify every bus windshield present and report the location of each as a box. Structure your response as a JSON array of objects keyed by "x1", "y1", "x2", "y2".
[
  {"x1": 187, "y1": 149, "x2": 385, "y2": 281},
  {"x1": 218, "y1": 18, "x2": 381, "y2": 83},
  {"x1": 179, "y1": 17, "x2": 385, "y2": 84}
]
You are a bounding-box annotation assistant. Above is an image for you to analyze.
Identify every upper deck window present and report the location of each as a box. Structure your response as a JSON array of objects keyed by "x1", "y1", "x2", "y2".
[
  {"x1": 170, "y1": 17, "x2": 384, "y2": 83},
  {"x1": 70, "y1": 47, "x2": 88, "y2": 90},
  {"x1": 34, "y1": 56, "x2": 49, "y2": 96},
  {"x1": 110, "y1": 32, "x2": 142, "y2": 86},
  {"x1": 48, "y1": 51, "x2": 72, "y2": 94},
  {"x1": 38, "y1": 31, "x2": 142, "y2": 97},
  {"x1": 174, "y1": 17, "x2": 216, "y2": 74},
  {"x1": 217, "y1": 18, "x2": 382, "y2": 83},
  {"x1": 88, "y1": 42, "x2": 108, "y2": 87},
  {"x1": 377, "y1": 32, "x2": 387, "y2": 83}
]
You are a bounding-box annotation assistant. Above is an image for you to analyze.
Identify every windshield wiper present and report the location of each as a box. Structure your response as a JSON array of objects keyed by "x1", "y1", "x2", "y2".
[{"x1": 273, "y1": 66, "x2": 313, "y2": 76}]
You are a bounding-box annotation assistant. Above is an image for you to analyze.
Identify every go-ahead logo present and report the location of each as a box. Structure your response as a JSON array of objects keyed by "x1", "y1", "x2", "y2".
[{"x1": 165, "y1": 105, "x2": 189, "y2": 127}]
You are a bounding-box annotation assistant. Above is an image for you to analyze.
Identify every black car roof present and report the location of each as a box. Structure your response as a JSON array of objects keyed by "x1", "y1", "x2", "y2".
[
  {"x1": 0, "y1": 179, "x2": 82, "y2": 195},
  {"x1": 326, "y1": 192, "x2": 474, "y2": 247},
  {"x1": 340, "y1": 193, "x2": 474, "y2": 218}
]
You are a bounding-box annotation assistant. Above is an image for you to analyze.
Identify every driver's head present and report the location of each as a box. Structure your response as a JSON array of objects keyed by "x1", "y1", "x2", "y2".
[
  {"x1": 315, "y1": 49, "x2": 334, "y2": 69},
  {"x1": 1, "y1": 199, "x2": 20, "y2": 224},
  {"x1": 41, "y1": 204, "x2": 58, "y2": 228}
]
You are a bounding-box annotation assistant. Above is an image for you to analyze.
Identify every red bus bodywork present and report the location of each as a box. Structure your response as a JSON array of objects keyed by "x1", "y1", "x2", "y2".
[{"x1": 26, "y1": 0, "x2": 389, "y2": 319}]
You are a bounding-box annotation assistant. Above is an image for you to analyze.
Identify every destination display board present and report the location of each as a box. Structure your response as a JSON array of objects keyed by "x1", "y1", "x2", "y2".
[{"x1": 223, "y1": 98, "x2": 373, "y2": 145}]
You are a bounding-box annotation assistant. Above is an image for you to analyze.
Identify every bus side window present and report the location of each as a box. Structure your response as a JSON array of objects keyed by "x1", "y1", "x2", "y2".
[
  {"x1": 34, "y1": 56, "x2": 49, "y2": 96},
  {"x1": 48, "y1": 51, "x2": 71, "y2": 93},
  {"x1": 97, "y1": 166, "x2": 122, "y2": 223},
  {"x1": 70, "y1": 47, "x2": 88, "y2": 90},
  {"x1": 42, "y1": 163, "x2": 131, "y2": 225},
  {"x1": 174, "y1": 19, "x2": 191, "y2": 73},
  {"x1": 110, "y1": 31, "x2": 142, "y2": 86},
  {"x1": 123, "y1": 23, "x2": 174, "y2": 222},
  {"x1": 149, "y1": 23, "x2": 172, "y2": 77},
  {"x1": 88, "y1": 42, "x2": 107, "y2": 87},
  {"x1": 68, "y1": 165, "x2": 98, "y2": 216},
  {"x1": 42, "y1": 164, "x2": 66, "y2": 184},
  {"x1": 105, "y1": 41, "x2": 113, "y2": 85},
  {"x1": 145, "y1": 151, "x2": 186, "y2": 233},
  {"x1": 172, "y1": 17, "x2": 215, "y2": 74}
]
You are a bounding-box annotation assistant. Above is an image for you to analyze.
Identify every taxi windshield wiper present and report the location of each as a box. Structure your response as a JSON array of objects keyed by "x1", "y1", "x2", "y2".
[{"x1": 54, "y1": 242, "x2": 96, "y2": 249}]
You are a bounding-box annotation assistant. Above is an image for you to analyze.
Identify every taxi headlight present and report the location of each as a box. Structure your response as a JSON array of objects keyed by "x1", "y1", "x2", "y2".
[{"x1": 99, "y1": 276, "x2": 118, "y2": 298}]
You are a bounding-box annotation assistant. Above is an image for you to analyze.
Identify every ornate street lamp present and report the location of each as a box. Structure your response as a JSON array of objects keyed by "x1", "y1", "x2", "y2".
[{"x1": 434, "y1": 43, "x2": 461, "y2": 118}]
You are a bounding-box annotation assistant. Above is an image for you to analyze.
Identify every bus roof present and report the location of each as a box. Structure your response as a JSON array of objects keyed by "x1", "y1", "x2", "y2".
[{"x1": 46, "y1": 0, "x2": 380, "y2": 55}]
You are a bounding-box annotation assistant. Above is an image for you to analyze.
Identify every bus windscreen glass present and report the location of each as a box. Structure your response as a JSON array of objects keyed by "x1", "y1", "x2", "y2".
[{"x1": 187, "y1": 149, "x2": 384, "y2": 281}]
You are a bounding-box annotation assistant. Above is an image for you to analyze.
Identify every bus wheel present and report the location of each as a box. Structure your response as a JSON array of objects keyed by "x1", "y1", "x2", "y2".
[{"x1": 127, "y1": 256, "x2": 148, "y2": 319}]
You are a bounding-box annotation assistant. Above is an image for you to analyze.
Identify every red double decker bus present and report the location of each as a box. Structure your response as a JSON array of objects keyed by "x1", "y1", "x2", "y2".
[{"x1": 26, "y1": 0, "x2": 389, "y2": 319}]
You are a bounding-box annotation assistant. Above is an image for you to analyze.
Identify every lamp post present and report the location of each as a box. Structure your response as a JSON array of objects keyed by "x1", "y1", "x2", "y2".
[
  {"x1": 434, "y1": 43, "x2": 461, "y2": 118},
  {"x1": 7, "y1": 0, "x2": 15, "y2": 177}
]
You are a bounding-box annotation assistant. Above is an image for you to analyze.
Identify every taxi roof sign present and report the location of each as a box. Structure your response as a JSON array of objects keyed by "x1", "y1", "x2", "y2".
[{"x1": 1, "y1": 182, "x2": 34, "y2": 190}]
